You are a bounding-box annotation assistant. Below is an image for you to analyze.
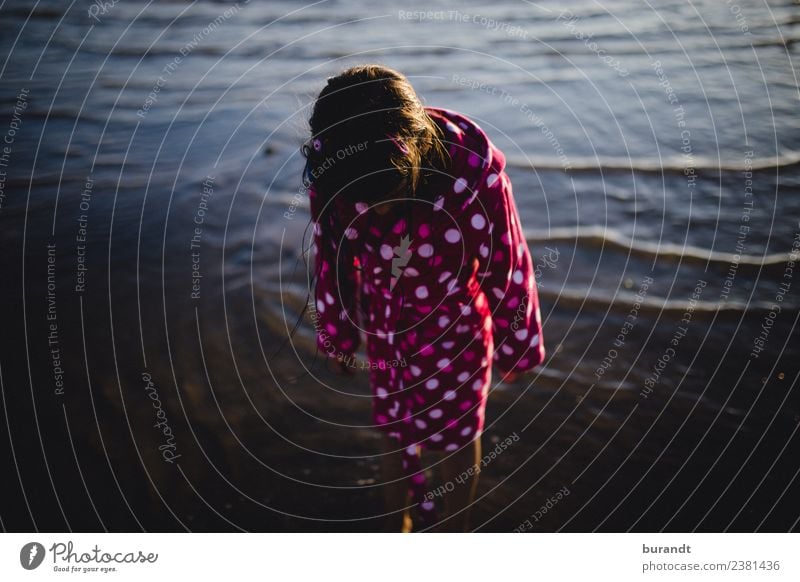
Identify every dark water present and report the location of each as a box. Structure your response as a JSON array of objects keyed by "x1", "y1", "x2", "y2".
[{"x1": 0, "y1": 0, "x2": 799, "y2": 532}]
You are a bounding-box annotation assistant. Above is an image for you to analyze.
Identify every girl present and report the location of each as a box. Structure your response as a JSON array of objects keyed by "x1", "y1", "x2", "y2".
[{"x1": 303, "y1": 65, "x2": 545, "y2": 532}]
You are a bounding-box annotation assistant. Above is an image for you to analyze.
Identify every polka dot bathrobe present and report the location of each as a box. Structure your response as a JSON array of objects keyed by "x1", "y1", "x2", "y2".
[{"x1": 309, "y1": 107, "x2": 545, "y2": 527}]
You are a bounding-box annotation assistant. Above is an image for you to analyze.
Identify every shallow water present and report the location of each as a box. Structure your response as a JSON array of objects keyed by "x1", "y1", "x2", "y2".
[{"x1": 0, "y1": 0, "x2": 798, "y2": 531}]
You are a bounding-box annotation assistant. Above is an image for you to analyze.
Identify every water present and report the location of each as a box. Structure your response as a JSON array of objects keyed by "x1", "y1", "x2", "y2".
[{"x1": 0, "y1": 0, "x2": 798, "y2": 531}]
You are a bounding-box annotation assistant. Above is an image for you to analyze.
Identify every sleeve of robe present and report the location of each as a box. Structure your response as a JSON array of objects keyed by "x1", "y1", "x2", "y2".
[
  {"x1": 475, "y1": 171, "x2": 545, "y2": 374},
  {"x1": 308, "y1": 186, "x2": 362, "y2": 359}
]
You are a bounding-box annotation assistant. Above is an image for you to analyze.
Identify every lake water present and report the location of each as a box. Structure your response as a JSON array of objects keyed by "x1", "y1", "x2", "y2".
[{"x1": 1, "y1": 0, "x2": 798, "y2": 531}]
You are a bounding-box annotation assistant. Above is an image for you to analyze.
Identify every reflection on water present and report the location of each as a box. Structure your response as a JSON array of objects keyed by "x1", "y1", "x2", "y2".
[{"x1": 1, "y1": 0, "x2": 799, "y2": 531}]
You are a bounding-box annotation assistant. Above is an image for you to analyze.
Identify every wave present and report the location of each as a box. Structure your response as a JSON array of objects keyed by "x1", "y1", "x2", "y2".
[
  {"x1": 535, "y1": 287, "x2": 783, "y2": 318},
  {"x1": 505, "y1": 151, "x2": 800, "y2": 174},
  {"x1": 525, "y1": 226, "x2": 790, "y2": 270}
]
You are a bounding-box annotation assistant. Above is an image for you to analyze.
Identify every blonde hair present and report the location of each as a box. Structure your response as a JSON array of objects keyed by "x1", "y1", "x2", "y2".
[{"x1": 303, "y1": 64, "x2": 449, "y2": 203}]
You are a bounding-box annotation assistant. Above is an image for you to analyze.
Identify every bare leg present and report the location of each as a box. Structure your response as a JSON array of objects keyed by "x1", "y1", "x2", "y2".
[
  {"x1": 435, "y1": 437, "x2": 481, "y2": 532},
  {"x1": 379, "y1": 434, "x2": 412, "y2": 532}
]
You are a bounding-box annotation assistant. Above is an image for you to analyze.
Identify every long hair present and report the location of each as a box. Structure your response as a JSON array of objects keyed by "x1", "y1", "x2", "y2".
[{"x1": 302, "y1": 64, "x2": 449, "y2": 204}]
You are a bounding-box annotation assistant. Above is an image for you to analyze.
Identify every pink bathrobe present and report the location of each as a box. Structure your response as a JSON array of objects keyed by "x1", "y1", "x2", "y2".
[{"x1": 309, "y1": 107, "x2": 545, "y2": 527}]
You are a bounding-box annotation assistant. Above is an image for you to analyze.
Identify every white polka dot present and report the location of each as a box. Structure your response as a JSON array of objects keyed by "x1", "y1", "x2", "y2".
[
  {"x1": 415, "y1": 286, "x2": 429, "y2": 299},
  {"x1": 460, "y1": 304, "x2": 471, "y2": 316},
  {"x1": 486, "y1": 173, "x2": 499, "y2": 187},
  {"x1": 443, "y1": 390, "x2": 456, "y2": 401},
  {"x1": 411, "y1": 365, "x2": 422, "y2": 376},
  {"x1": 404, "y1": 267, "x2": 419, "y2": 277},
  {"x1": 380, "y1": 244, "x2": 393, "y2": 260},
  {"x1": 457, "y1": 371, "x2": 470, "y2": 382},
  {"x1": 415, "y1": 419, "x2": 427, "y2": 429},
  {"x1": 376, "y1": 387, "x2": 388, "y2": 399},
  {"x1": 430, "y1": 433, "x2": 443, "y2": 442},
  {"x1": 513, "y1": 270, "x2": 524, "y2": 284},
  {"x1": 515, "y1": 328, "x2": 528, "y2": 341},
  {"x1": 438, "y1": 316, "x2": 450, "y2": 328},
  {"x1": 436, "y1": 358, "x2": 451, "y2": 369},
  {"x1": 472, "y1": 378, "x2": 483, "y2": 391},
  {"x1": 406, "y1": 445, "x2": 417, "y2": 456},
  {"x1": 433, "y1": 196, "x2": 444, "y2": 211},
  {"x1": 325, "y1": 292, "x2": 335, "y2": 305},
  {"x1": 471, "y1": 214, "x2": 486, "y2": 230},
  {"x1": 530, "y1": 334, "x2": 540, "y2": 347},
  {"x1": 345, "y1": 227, "x2": 358, "y2": 240},
  {"x1": 445, "y1": 443, "x2": 459, "y2": 452},
  {"x1": 442, "y1": 341, "x2": 455, "y2": 349},
  {"x1": 355, "y1": 202, "x2": 368, "y2": 214},
  {"x1": 453, "y1": 177, "x2": 468, "y2": 193},
  {"x1": 425, "y1": 378, "x2": 439, "y2": 390},
  {"x1": 445, "y1": 228, "x2": 461, "y2": 243},
  {"x1": 316, "y1": 299, "x2": 325, "y2": 313},
  {"x1": 429, "y1": 408, "x2": 443, "y2": 419},
  {"x1": 479, "y1": 244, "x2": 489, "y2": 258},
  {"x1": 502, "y1": 344, "x2": 514, "y2": 355},
  {"x1": 421, "y1": 501, "x2": 435, "y2": 511},
  {"x1": 418, "y1": 243, "x2": 434, "y2": 257},
  {"x1": 492, "y1": 287, "x2": 505, "y2": 299},
  {"x1": 438, "y1": 271, "x2": 452, "y2": 283},
  {"x1": 460, "y1": 426, "x2": 473, "y2": 437}
]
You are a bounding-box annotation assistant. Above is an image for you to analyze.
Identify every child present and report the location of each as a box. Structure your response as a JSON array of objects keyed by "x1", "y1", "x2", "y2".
[{"x1": 303, "y1": 64, "x2": 545, "y2": 531}]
